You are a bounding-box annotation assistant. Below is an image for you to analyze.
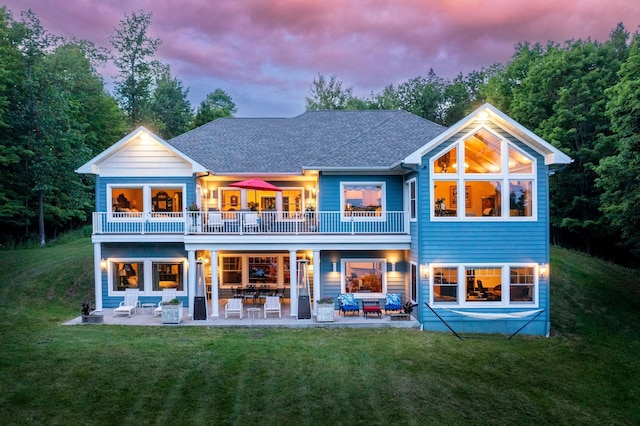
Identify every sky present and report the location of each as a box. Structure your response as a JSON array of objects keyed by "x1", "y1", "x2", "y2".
[{"x1": 4, "y1": 0, "x2": 640, "y2": 117}]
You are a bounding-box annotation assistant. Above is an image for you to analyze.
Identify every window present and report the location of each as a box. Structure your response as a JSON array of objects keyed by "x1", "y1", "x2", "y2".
[
  {"x1": 342, "y1": 259, "x2": 386, "y2": 296},
  {"x1": 221, "y1": 189, "x2": 241, "y2": 212},
  {"x1": 107, "y1": 258, "x2": 186, "y2": 296},
  {"x1": 407, "y1": 179, "x2": 417, "y2": 220},
  {"x1": 510, "y1": 267, "x2": 534, "y2": 302},
  {"x1": 108, "y1": 185, "x2": 184, "y2": 217},
  {"x1": 152, "y1": 262, "x2": 184, "y2": 291},
  {"x1": 431, "y1": 128, "x2": 536, "y2": 220},
  {"x1": 430, "y1": 264, "x2": 537, "y2": 307},
  {"x1": 465, "y1": 267, "x2": 502, "y2": 302},
  {"x1": 410, "y1": 262, "x2": 418, "y2": 302},
  {"x1": 433, "y1": 267, "x2": 458, "y2": 302},
  {"x1": 248, "y1": 256, "x2": 278, "y2": 284},
  {"x1": 112, "y1": 262, "x2": 144, "y2": 292},
  {"x1": 221, "y1": 256, "x2": 242, "y2": 285},
  {"x1": 341, "y1": 182, "x2": 385, "y2": 219}
]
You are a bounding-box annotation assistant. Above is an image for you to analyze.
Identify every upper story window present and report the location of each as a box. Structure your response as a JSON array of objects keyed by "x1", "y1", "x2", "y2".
[
  {"x1": 109, "y1": 185, "x2": 185, "y2": 218},
  {"x1": 431, "y1": 128, "x2": 536, "y2": 220},
  {"x1": 341, "y1": 182, "x2": 385, "y2": 220},
  {"x1": 407, "y1": 179, "x2": 417, "y2": 220}
]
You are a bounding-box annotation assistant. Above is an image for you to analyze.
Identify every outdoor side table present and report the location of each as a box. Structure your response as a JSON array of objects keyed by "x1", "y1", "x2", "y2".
[
  {"x1": 141, "y1": 302, "x2": 155, "y2": 314},
  {"x1": 247, "y1": 307, "x2": 261, "y2": 319}
]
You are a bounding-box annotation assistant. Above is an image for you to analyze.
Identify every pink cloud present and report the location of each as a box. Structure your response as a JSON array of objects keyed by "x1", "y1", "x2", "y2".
[{"x1": 3, "y1": 0, "x2": 640, "y2": 116}]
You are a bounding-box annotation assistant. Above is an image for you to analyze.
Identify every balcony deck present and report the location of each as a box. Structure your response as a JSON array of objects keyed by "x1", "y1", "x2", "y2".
[{"x1": 93, "y1": 211, "x2": 408, "y2": 236}]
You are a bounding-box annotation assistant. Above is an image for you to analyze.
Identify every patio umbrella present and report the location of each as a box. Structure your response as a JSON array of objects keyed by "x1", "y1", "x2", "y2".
[
  {"x1": 230, "y1": 178, "x2": 282, "y2": 210},
  {"x1": 229, "y1": 178, "x2": 283, "y2": 192}
]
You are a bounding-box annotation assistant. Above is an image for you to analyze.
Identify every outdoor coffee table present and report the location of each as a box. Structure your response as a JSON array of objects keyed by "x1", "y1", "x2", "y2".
[
  {"x1": 247, "y1": 307, "x2": 261, "y2": 319},
  {"x1": 141, "y1": 302, "x2": 155, "y2": 314}
]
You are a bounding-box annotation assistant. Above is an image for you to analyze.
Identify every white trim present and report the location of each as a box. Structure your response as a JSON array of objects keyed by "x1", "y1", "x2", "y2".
[
  {"x1": 107, "y1": 183, "x2": 187, "y2": 220},
  {"x1": 429, "y1": 263, "x2": 539, "y2": 308},
  {"x1": 404, "y1": 103, "x2": 572, "y2": 166},
  {"x1": 405, "y1": 178, "x2": 417, "y2": 222},
  {"x1": 76, "y1": 126, "x2": 207, "y2": 174},
  {"x1": 340, "y1": 258, "x2": 388, "y2": 299}
]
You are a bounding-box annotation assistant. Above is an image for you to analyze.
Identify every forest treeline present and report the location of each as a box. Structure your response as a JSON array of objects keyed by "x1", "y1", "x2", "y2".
[{"x1": 1, "y1": 7, "x2": 639, "y2": 265}]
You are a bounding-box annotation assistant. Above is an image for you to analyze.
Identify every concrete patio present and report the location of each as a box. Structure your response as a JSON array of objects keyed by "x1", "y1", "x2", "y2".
[{"x1": 65, "y1": 298, "x2": 420, "y2": 329}]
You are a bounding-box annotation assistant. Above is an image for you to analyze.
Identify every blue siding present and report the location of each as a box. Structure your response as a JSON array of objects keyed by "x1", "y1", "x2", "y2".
[
  {"x1": 414, "y1": 122, "x2": 551, "y2": 335},
  {"x1": 319, "y1": 174, "x2": 405, "y2": 211},
  {"x1": 101, "y1": 242, "x2": 188, "y2": 308}
]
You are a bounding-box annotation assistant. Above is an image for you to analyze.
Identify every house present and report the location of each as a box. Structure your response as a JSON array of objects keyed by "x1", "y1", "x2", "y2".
[{"x1": 77, "y1": 103, "x2": 571, "y2": 335}]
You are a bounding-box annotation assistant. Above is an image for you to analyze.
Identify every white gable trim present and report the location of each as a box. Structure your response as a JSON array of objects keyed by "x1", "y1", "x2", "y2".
[
  {"x1": 403, "y1": 103, "x2": 572, "y2": 166},
  {"x1": 76, "y1": 127, "x2": 207, "y2": 175}
]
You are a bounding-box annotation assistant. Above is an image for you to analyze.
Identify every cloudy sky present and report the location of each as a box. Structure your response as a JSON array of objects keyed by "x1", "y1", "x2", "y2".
[{"x1": 4, "y1": 0, "x2": 640, "y2": 117}]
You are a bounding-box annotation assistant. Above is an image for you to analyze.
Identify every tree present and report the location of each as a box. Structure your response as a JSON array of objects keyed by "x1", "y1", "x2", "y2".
[
  {"x1": 306, "y1": 73, "x2": 353, "y2": 110},
  {"x1": 597, "y1": 32, "x2": 640, "y2": 256},
  {"x1": 149, "y1": 64, "x2": 193, "y2": 138},
  {"x1": 109, "y1": 10, "x2": 161, "y2": 128},
  {"x1": 192, "y1": 89, "x2": 236, "y2": 127}
]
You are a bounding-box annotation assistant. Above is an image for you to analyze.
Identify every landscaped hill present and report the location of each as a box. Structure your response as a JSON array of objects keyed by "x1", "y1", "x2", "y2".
[{"x1": 0, "y1": 235, "x2": 638, "y2": 424}]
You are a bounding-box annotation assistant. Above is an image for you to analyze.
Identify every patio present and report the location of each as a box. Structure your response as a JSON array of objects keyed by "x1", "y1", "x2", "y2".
[{"x1": 65, "y1": 298, "x2": 419, "y2": 329}]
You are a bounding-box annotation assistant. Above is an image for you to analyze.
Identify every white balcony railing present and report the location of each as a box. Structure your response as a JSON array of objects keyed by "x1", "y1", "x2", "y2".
[{"x1": 92, "y1": 211, "x2": 407, "y2": 235}]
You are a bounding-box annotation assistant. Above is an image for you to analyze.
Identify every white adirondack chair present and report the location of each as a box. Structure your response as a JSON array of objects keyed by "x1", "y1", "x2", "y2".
[
  {"x1": 225, "y1": 298, "x2": 243, "y2": 319},
  {"x1": 114, "y1": 288, "x2": 140, "y2": 317},
  {"x1": 264, "y1": 296, "x2": 281, "y2": 318}
]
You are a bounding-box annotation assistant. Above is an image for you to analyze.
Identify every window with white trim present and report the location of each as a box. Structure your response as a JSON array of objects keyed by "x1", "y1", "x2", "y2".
[
  {"x1": 430, "y1": 264, "x2": 538, "y2": 307},
  {"x1": 431, "y1": 127, "x2": 536, "y2": 220},
  {"x1": 407, "y1": 179, "x2": 417, "y2": 220},
  {"x1": 107, "y1": 258, "x2": 187, "y2": 296},
  {"x1": 342, "y1": 259, "x2": 386, "y2": 297},
  {"x1": 410, "y1": 262, "x2": 418, "y2": 302},
  {"x1": 108, "y1": 184, "x2": 185, "y2": 218},
  {"x1": 341, "y1": 182, "x2": 385, "y2": 220}
]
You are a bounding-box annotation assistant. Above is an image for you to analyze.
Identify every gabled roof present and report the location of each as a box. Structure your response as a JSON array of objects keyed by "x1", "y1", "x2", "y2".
[
  {"x1": 76, "y1": 126, "x2": 207, "y2": 175},
  {"x1": 167, "y1": 110, "x2": 447, "y2": 175},
  {"x1": 403, "y1": 103, "x2": 573, "y2": 166}
]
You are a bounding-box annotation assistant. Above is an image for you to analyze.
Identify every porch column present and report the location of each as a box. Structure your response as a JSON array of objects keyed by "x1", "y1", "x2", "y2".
[
  {"x1": 210, "y1": 250, "x2": 219, "y2": 318},
  {"x1": 312, "y1": 250, "x2": 320, "y2": 315},
  {"x1": 188, "y1": 250, "x2": 196, "y2": 317},
  {"x1": 289, "y1": 249, "x2": 297, "y2": 317},
  {"x1": 93, "y1": 242, "x2": 103, "y2": 311}
]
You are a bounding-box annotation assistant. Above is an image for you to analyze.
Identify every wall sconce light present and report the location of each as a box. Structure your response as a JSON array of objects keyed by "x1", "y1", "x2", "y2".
[
  {"x1": 390, "y1": 261, "x2": 396, "y2": 272},
  {"x1": 420, "y1": 264, "x2": 430, "y2": 279},
  {"x1": 539, "y1": 263, "x2": 548, "y2": 277},
  {"x1": 332, "y1": 262, "x2": 337, "y2": 273},
  {"x1": 478, "y1": 110, "x2": 489, "y2": 120},
  {"x1": 100, "y1": 258, "x2": 107, "y2": 271}
]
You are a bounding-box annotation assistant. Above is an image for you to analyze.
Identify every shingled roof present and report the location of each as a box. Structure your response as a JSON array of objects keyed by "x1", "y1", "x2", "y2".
[{"x1": 167, "y1": 110, "x2": 446, "y2": 175}]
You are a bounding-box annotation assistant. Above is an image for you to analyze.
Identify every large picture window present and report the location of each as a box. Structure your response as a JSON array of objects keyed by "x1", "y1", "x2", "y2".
[
  {"x1": 430, "y1": 264, "x2": 538, "y2": 307},
  {"x1": 107, "y1": 258, "x2": 186, "y2": 296},
  {"x1": 152, "y1": 262, "x2": 184, "y2": 291},
  {"x1": 431, "y1": 128, "x2": 536, "y2": 220},
  {"x1": 108, "y1": 185, "x2": 185, "y2": 217},
  {"x1": 342, "y1": 259, "x2": 386, "y2": 297},
  {"x1": 112, "y1": 262, "x2": 144, "y2": 292},
  {"x1": 341, "y1": 182, "x2": 385, "y2": 219}
]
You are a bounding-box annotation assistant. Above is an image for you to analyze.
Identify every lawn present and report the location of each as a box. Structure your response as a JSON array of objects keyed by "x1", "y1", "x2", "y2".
[{"x1": 0, "y1": 235, "x2": 639, "y2": 425}]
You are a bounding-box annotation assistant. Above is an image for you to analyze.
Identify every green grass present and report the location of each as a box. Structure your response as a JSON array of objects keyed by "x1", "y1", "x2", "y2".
[{"x1": 1, "y1": 236, "x2": 639, "y2": 425}]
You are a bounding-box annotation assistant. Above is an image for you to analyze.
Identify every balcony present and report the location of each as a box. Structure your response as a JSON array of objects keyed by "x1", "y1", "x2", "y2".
[{"x1": 92, "y1": 211, "x2": 407, "y2": 235}]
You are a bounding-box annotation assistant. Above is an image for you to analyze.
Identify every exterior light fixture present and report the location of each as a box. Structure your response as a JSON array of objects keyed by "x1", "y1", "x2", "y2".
[
  {"x1": 539, "y1": 263, "x2": 548, "y2": 277},
  {"x1": 100, "y1": 258, "x2": 107, "y2": 271},
  {"x1": 420, "y1": 264, "x2": 430, "y2": 279},
  {"x1": 390, "y1": 261, "x2": 396, "y2": 272},
  {"x1": 332, "y1": 262, "x2": 337, "y2": 272}
]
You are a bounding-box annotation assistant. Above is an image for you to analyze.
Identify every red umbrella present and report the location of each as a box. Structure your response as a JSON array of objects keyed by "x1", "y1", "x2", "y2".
[{"x1": 230, "y1": 178, "x2": 282, "y2": 192}]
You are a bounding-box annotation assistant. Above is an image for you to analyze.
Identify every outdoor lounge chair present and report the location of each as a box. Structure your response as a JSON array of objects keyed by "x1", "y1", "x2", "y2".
[
  {"x1": 154, "y1": 288, "x2": 177, "y2": 317},
  {"x1": 114, "y1": 288, "x2": 140, "y2": 317},
  {"x1": 225, "y1": 298, "x2": 243, "y2": 319},
  {"x1": 207, "y1": 211, "x2": 223, "y2": 232},
  {"x1": 384, "y1": 293, "x2": 402, "y2": 314},
  {"x1": 263, "y1": 296, "x2": 281, "y2": 318},
  {"x1": 339, "y1": 293, "x2": 360, "y2": 316},
  {"x1": 243, "y1": 213, "x2": 259, "y2": 232}
]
